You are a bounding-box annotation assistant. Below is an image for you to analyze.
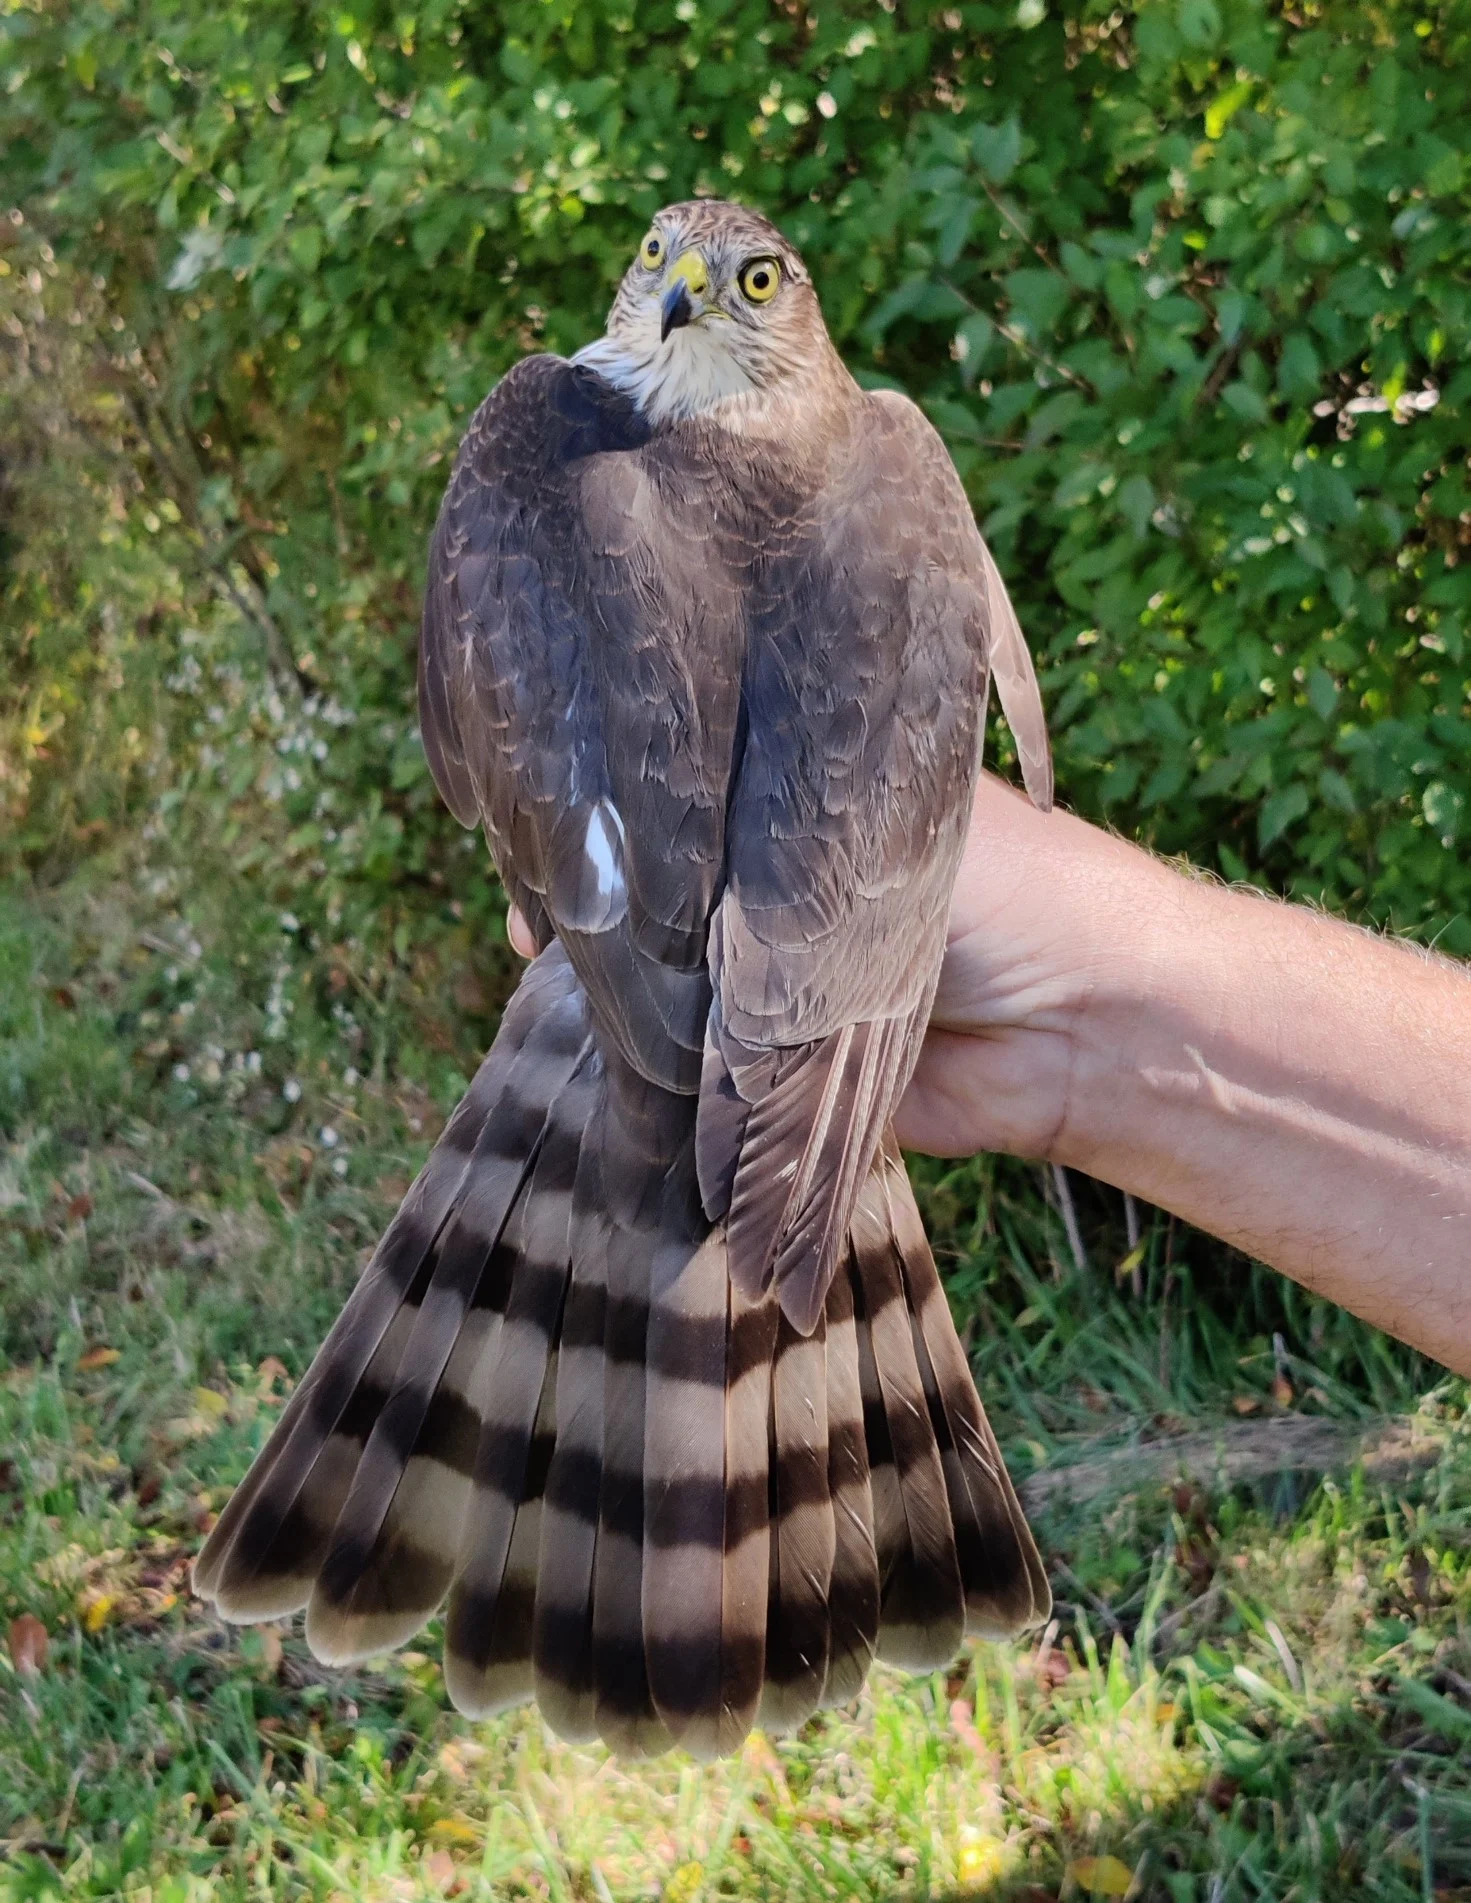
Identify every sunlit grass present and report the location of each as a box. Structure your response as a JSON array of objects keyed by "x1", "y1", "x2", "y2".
[{"x1": 5, "y1": 877, "x2": 1471, "y2": 1901}]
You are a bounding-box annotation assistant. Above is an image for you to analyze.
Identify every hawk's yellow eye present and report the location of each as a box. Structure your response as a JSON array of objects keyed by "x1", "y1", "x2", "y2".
[
  {"x1": 738, "y1": 258, "x2": 781, "y2": 304},
  {"x1": 639, "y1": 231, "x2": 665, "y2": 269}
]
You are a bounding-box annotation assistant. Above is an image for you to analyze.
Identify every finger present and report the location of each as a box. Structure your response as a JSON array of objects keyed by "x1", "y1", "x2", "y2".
[{"x1": 507, "y1": 904, "x2": 537, "y2": 960}]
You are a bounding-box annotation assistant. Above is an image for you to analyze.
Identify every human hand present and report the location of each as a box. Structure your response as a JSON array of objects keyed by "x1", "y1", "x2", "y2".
[{"x1": 891, "y1": 774, "x2": 1171, "y2": 1161}]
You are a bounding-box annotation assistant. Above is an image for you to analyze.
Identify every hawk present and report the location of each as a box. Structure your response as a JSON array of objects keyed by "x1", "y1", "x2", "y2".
[{"x1": 195, "y1": 200, "x2": 1054, "y2": 1757}]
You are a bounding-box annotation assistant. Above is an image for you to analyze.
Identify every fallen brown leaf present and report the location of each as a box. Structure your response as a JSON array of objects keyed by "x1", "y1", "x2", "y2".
[
  {"x1": 7, "y1": 1613, "x2": 49, "y2": 1676},
  {"x1": 76, "y1": 1345, "x2": 120, "y2": 1371}
]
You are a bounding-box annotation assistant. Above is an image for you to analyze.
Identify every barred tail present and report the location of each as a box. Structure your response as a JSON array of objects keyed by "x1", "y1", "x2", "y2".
[{"x1": 194, "y1": 948, "x2": 1048, "y2": 1755}]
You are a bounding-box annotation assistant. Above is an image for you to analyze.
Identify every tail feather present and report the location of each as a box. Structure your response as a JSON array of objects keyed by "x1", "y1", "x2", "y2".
[
  {"x1": 591, "y1": 1069, "x2": 678, "y2": 1758},
  {"x1": 849, "y1": 1169, "x2": 966, "y2": 1672},
  {"x1": 532, "y1": 1110, "x2": 611, "y2": 1742},
  {"x1": 442, "y1": 1058, "x2": 590, "y2": 1714},
  {"x1": 851, "y1": 1266, "x2": 907, "y2": 1599},
  {"x1": 306, "y1": 1170, "x2": 527, "y2": 1663},
  {"x1": 818, "y1": 1262, "x2": 880, "y2": 1710},
  {"x1": 303, "y1": 1177, "x2": 525, "y2": 1666},
  {"x1": 310, "y1": 1031, "x2": 595, "y2": 1669},
  {"x1": 719, "y1": 1013, "x2": 913, "y2": 1338},
  {"x1": 311, "y1": 1295, "x2": 503, "y2": 1653},
  {"x1": 719, "y1": 1283, "x2": 779, "y2": 1745},
  {"x1": 197, "y1": 954, "x2": 1048, "y2": 1758},
  {"x1": 193, "y1": 949, "x2": 583, "y2": 1618},
  {"x1": 758, "y1": 1309, "x2": 835, "y2": 1734},
  {"x1": 880, "y1": 1140, "x2": 1051, "y2": 1633},
  {"x1": 642, "y1": 1227, "x2": 731, "y2": 1756},
  {"x1": 456, "y1": 1347, "x2": 559, "y2": 1712}
]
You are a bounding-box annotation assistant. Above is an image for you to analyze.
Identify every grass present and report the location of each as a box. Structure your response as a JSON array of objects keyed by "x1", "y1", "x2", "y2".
[{"x1": 4, "y1": 868, "x2": 1471, "y2": 1902}]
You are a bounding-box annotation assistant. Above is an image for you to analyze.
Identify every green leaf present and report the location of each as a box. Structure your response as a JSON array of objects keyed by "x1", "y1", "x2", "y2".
[
  {"x1": 1423, "y1": 782, "x2": 1465, "y2": 845},
  {"x1": 1222, "y1": 381, "x2": 1268, "y2": 423},
  {"x1": 1003, "y1": 267, "x2": 1069, "y2": 338},
  {"x1": 1055, "y1": 461, "x2": 1109, "y2": 508},
  {"x1": 1258, "y1": 783, "x2": 1310, "y2": 850},
  {"x1": 956, "y1": 311, "x2": 995, "y2": 378},
  {"x1": 1117, "y1": 474, "x2": 1156, "y2": 538},
  {"x1": 1216, "y1": 289, "x2": 1249, "y2": 345},
  {"x1": 972, "y1": 118, "x2": 1022, "y2": 184},
  {"x1": 936, "y1": 196, "x2": 979, "y2": 268},
  {"x1": 1319, "y1": 768, "x2": 1356, "y2": 814},
  {"x1": 1176, "y1": 0, "x2": 1221, "y2": 48},
  {"x1": 1277, "y1": 333, "x2": 1321, "y2": 402},
  {"x1": 1425, "y1": 150, "x2": 1464, "y2": 198},
  {"x1": 1306, "y1": 669, "x2": 1338, "y2": 722},
  {"x1": 863, "y1": 277, "x2": 966, "y2": 340},
  {"x1": 1024, "y1": 391, "x2": 1083, "y2": 449},
  {"x1": 286, "y1": 225, "x2": 323, "y2": 275}
]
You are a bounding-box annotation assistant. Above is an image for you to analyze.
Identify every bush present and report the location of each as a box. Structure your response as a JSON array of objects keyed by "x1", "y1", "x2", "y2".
[
  {"x1": 5, "y1": 0, "x2": 1470, "y2": 944},
  {"x1": 2, "y1": 0, "x2": 1468, "y2": 947}
]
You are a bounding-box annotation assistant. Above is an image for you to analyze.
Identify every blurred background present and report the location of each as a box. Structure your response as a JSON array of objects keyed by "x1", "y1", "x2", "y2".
[{"x1": 3, "y1": 0, "x2": 1471, "y2": 1895}]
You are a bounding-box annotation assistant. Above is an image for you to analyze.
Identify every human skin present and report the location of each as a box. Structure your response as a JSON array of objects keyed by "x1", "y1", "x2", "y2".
[
  {"x1": 507, "y1": 774, "x2": 1471, "y2": 1375},
  {"x1": 892, "y1": 774, "x2": 1471, "y2": 1376}
]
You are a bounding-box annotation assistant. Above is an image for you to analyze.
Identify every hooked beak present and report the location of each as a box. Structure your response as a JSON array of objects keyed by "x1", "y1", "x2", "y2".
[
  {"x1": 660, "y1": 279, "x2": 694, "y2": 343},
  {"x1": 659, "y1": 250, "x2": 709, "y2": 342}
]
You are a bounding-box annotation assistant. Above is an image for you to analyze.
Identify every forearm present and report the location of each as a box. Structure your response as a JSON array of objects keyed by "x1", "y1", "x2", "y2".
[
  {"x1": 900, "y1": 780, "x2": 1471, "y2": 1372},
  {"x1": 1067, "y1": 869, "x2": 1471, "y2": 1366}
]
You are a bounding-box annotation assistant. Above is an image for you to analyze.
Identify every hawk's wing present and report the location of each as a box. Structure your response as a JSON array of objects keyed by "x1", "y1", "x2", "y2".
[
  {"x1": 701, "y1": 388, "x2": 1051, "y2": 1328},
  {"x1": 419, "y1": 354, "x2": 744, "y2": 1093}
]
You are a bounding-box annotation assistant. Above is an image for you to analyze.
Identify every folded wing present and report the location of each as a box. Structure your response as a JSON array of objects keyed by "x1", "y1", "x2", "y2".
[{"x1": 700, "y1": 387, "x2": 1051, "y2": 1332}]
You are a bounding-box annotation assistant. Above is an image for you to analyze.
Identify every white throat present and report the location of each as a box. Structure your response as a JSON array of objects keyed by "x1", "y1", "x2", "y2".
[{"x1": 574, "y1": 321, "x2": 757, "y2": 425}]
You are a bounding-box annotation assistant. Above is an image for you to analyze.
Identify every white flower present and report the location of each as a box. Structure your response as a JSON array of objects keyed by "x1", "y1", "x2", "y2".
[
  {"x1": 283, "y1": 1078, "x2": 302, "y2": 1103},
  {"x1": 320, "y1": 1126, "x2": 339, "y2": 1148},
  {"x1": 173, "y1": 1063, "x2": 191, "y2": 1083}
]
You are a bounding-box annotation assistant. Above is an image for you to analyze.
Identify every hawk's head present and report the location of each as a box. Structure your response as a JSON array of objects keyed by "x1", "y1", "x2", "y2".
[{"x1": 576, "y1": 200, "x2": 843, "y2": 426}]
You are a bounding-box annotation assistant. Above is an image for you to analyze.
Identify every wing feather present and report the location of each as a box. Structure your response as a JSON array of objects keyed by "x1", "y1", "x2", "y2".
[
  {"x1": 418, "y1": 354, "x2": 744, "y2": 1095},
  {"x1": 705, "y1": 388, "x2": 1050, "y2": 1330}
]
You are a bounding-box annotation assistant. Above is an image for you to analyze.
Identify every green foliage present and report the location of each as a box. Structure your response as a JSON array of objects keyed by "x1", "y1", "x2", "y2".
[
  {"x1": 873, "y1": 6, "x2": 1471, "y2": 938},
  {"x1": 3, "y1": 0, "x2": 1470, "y2": 950}
]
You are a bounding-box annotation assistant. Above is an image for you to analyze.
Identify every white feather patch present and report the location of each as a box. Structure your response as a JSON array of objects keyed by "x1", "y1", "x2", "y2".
[
  {"x1": 575, "y1": 324, "x2": 756, "y2": 424},
  {"x1": 584, "y1": 799, "x2": 626, "y2": 905}
]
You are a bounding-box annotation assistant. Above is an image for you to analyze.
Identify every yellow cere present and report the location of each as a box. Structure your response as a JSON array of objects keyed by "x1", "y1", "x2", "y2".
[{"x1": 665, "y1": 250, "x2": 709, "y2": 296}]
